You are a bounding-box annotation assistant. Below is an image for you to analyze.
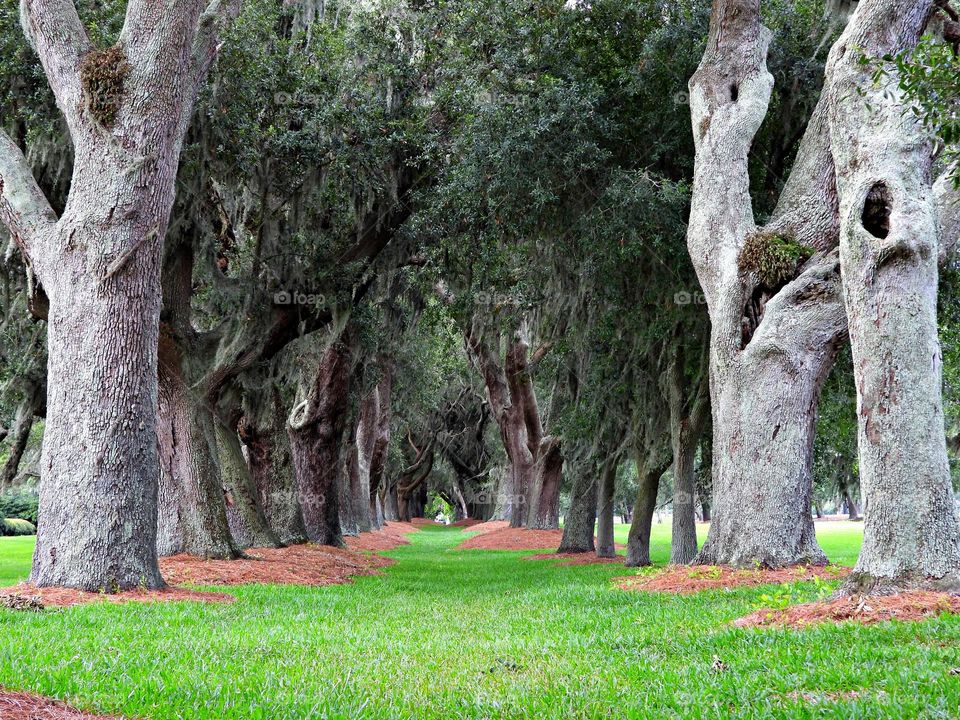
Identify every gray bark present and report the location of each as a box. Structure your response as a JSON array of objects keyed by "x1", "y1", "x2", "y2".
[
  {"x1": 0, "y1": 382, "x2": 41, "y2": 493},
  {"x1": 827, "y1": 0, "x2": 960, "y2": 592},
  {"x1": 0, "y1": 0, "x2": 239, "y2": 590},
  {"x1": 558, "y1": 450, "x2": 597, "y2": 554},
  {"x1": 595, "y1": 459, "x2": 618, "y2": 559}
]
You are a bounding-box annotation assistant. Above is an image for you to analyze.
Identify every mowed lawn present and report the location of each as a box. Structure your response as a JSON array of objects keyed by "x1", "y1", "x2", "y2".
[{"x1": 2, "y1": 521, "x2": 960, "y2": 719}]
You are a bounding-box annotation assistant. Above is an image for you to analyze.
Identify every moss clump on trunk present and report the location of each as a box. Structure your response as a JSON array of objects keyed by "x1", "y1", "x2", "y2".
[
  {"x1": 738, "y1": 232, "x2": 813, "y2": 289},
  {"x1": 79, "y1": 45, "x2": 130, "y2": 127}
]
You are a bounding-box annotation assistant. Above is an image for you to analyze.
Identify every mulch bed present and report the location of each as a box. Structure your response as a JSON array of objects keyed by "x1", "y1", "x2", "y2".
[
  {"x1": 613, "y1": 564, "x2": 850, "y2": 595},
  {"x1": 450, "y1": 518, "x2": 482, "y2": 528},
  {"x1": 0, "y1": 691, "x2": 125, "y2": 719},
  {"x1": 735, "y1": 591, "x2": 960, "y2": 629},
  {"x1": 460, "y1": 520, "x2": 510, "y2": 535},
  {"x1": 1, "y1": 525, "x2": 421, "y2": 609},
  {"x1": 161, "y1": 543, "x2": 393, "y2": 587},
  {"x1": 343, "y1": 522, "x2": 418, "y2": 551},
  {"x1": 458, "y1": 527, "x2": 564, "y2": 551},
  {"x1": 0, "y1": 585, "x2": 234, "y2": 610}
]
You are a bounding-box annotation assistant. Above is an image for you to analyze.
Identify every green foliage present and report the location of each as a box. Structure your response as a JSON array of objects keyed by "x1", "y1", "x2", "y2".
[
  {"x1": 0, "y1": 488, "x2": 38, "y2": 525},
  {"x1": 739, "y1": 232, "x2": 813, "y2": 289},
  {"x1": 0, "y1": 517, "x2": 35, "y2": 536}
]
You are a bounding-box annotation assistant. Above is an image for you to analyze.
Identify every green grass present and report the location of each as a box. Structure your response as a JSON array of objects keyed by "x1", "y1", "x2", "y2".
[
  {"x1": 1, "y1": 522, "x2": 958, "y2": 719},
  {"x1": 0, "y1": 536, "x2": 35, "y2": 585}
]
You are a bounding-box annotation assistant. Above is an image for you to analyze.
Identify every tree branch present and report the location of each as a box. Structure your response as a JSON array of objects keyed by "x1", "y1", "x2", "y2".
[
  {"x1": 0, "y1": 129, "x2": 57, "y2": 261},
  {"x1": 19, "y1": 0, "x2": 90, "y2": 132}
]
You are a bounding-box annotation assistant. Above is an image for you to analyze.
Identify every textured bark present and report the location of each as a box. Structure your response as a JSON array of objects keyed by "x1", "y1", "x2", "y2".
[
  {"x1": 237, "y1": 388, "x2": 308, "y2": 546},
  {"x1": 216, "y1": 413, "x2": 281, "y2": 550},
  {"x1": 827, "y1": 0, "x2": 960, "y2": 593},
  {"x1": 558, "y1": 452, "x2": 597, "y2": 554},
  {"x1": 595, "y1": 460, "x2": 618, "y2": 559},
  {"x1": 0, "y1": 0, "x2": 239, "y2": 590},
  {"x1": 466, "y1": 326, "x2": 546, "y2": 528},
  {"x1": 366, "y1": 363, "x2": 393, "y2": 530},
  {"x1": 288, "y1": 334, "x2": 352, "y2": 547},
  {"x1": 397, "y1": 434, "x2": 434, "y2": 522},
  {"x1": 686, "y1": 0, "x2": 848, "y2": 568},
  {"x1": 527, "y1": 436, "x2": 562, "y2": 530},
  {"x1": 156, "y1": 347, "x2": 237, "y2": 558}
]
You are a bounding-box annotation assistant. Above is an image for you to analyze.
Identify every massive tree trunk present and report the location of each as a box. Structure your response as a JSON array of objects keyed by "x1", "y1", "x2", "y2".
[
  {"x1": 827, "y1": 0, "x2": 960, "y2": 593},
  {"x1": 595, "y1": 459, "x2": 619, "y2": 559},
  {"x1": 237, "y1": 385, "x2": 308, "y2": 545},
  {"x1": 0, "y1": 0, "x2": 238, "y2": 590},
  {"x1": 0, "y1": 382, "x2": 42, "y2": 493},
  {"x1": 288, "y1": 332, "x2": 353, "y2": 547},
  {"x1": 686, "y1": 0, "x2": 848, "y2": 569},
  {"x1": 666, "y1": 343, "x2": 710, "y2": 565}
]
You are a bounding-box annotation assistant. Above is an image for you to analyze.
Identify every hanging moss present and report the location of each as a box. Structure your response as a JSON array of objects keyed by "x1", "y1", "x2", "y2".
[
  {"x1": 79, "y1": 44, "x2": 130, "y2": 127},
  {"x1": 738, "y1": 231, "x2": 813, "y2": 289}
]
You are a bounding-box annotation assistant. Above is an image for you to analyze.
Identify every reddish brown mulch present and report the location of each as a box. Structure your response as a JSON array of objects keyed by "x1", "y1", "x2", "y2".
[
  {"x1": 460, "y1": 520, "x2": 511, "y2": 535},
  {"x1": 450, "y1": 518, "x2": 482, "y2": 528},
  {"x1": 613, "y1": 564, "x2": 851, "y2": 595},
  {"x1": 344, "y1": 522, "x2": 419, "y2": 551},
  {"x1": 0, "y1": 691, "x2": 126, "y2": 719},
  {"x1": 160, "y1": 543, "x2": 393, "y2": 587},
  {"x1": 458, "y1": 527, "x2": 564, "y2": 550},
  {"x1": 525, "y1": 552, "x2": 625, "y2": 566},
  {"x1": 735, "y1": 591, "x2": 960, "y2": 629},
  {"x1": 410, "y1": 518, "x2": 442, "y2": 527},
  {"x1": 0, "y1": 584, "x2": 234, "y2": 610}
]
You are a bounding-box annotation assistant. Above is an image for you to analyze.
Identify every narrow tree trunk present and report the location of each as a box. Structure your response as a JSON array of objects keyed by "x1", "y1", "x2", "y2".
[
  {"x1": 828, "y1": 0, "x2": 960, "y2": 593},
  {"x1": 595, "y1": 460, "x2": 618, "y2": 559},
  {"x1": 527, "y1": 437, "x2": 563, "y2": 529},
  {"x1": 843, "y1": 486, "x2": 860, "y2": 522},
  {"x1": 367, "y1": 363, "x2": 393, "y2": 531},
  {"x1": 626, "y1": 458, "x2": 670, "y2": 567}
]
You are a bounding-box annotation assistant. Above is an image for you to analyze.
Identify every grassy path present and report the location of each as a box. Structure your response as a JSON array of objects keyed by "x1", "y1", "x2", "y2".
[{"x1": 0, "y1": 523, "x2": 958, "y2": 718}]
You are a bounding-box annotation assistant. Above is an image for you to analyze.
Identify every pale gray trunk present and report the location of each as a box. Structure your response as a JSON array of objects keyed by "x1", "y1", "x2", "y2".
[
  {"x1": 558, "y1": 451, "x2": 597, "y2": 554},
  {"x1": 827, "y1": 0, "x2": 960, "y2": 592},
  {"x1": 0, "y1": 384, "x2": 41, "y2": 493}
]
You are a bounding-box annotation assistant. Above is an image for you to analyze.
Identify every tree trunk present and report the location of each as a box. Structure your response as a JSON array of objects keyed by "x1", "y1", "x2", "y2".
[
  {"x1": 828, "y1": 0, "x2": 960, "y2": 593},
  {"x1": 156, "y1": 349, "x2": 238, "y2": 558},
  {"x1": 367, "y1": 363, "x2": 393, "y2": 531},
  {"x1": 843, "y1": 486, "x2": 860, "y2": 522},
  {"x1": 216, "y1": 412, "x2": 282, "y2": 550},
  {"x1": 685, "y1": 0, "x2": 848, "y2": 569},
  {"x1": 595, "y1": 460, "x2": 618, "y2": 559},
  {"x1": 0, "y1": 384, "x2": 41, "y2": 493},
  {"x1": 288, "y1": 334, "x2": 352, "y2": 547},
  {"x1": 1, "y1": 0, "x2": 239, "y2": 590},
  {"x1": 626, "y1": 457, "x2": 670, "y2": 567},
  {"x1": 527, "y1": 436, "x2": 562, "y2": 529},
  {"x1": 558, "y1": 454, "x2": 597, "y2": 554},
  {"x1": 237, "y1": 387, "x2": 308, "y2": 546}
]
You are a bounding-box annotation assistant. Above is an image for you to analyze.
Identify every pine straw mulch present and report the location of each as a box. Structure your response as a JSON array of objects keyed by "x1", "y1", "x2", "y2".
[
  {"x1": 734, "y1": 591, "x2": 960, "y2": 629},
  {"x1": 450, "y1": 518, "x2": 482, "y2": 528},
  {"x1": 343, "y1": 521, "x2": 419, "y2": 551},
  {"x1": 457, "y1": 526, "x2": 564, "y2": 551},
  {"x1": 0, "y1": 690, "x2": 126, "y2": 719},
  {"x1": 0, "y1": 584, "x2": 234, "y2": 610},
  {"x1": 613, "y1": 564, "x2": 851, "y2": 595}
]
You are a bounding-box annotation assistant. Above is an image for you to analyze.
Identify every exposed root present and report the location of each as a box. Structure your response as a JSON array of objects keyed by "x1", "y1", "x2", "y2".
[
  {"x1": 735, "y1": 590, "x2": 960, "y2": 629},
  {"x1": 614, "y1": 564, "x2": 849, "y2": 595}
]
